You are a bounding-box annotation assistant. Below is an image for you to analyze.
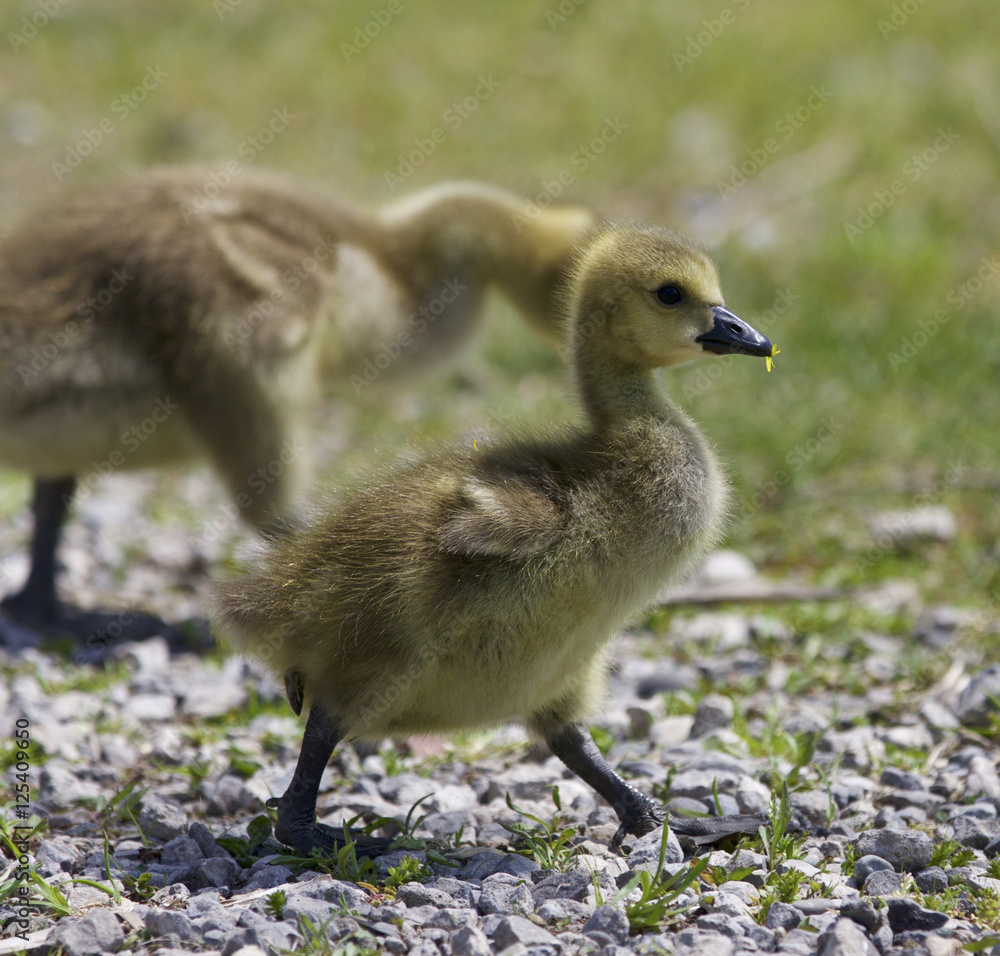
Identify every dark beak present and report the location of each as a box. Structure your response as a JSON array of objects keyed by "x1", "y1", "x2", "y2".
[{"x1": 696, "y1": 306, "x2": 773, "y2": 357}]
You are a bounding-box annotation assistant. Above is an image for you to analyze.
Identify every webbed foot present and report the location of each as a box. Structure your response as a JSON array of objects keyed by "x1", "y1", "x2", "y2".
[{"x1": 268, "y1": 797, "x2": 393, "y2": 858}]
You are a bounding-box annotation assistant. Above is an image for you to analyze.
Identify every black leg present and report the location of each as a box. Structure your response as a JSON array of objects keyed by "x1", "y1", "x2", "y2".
[
  {"x1": 546, "y1": 723, "x2": 766, "y2": 848},
  {"x1": 270, "y1": 704, "x2": 391, "y2": 857},
  {"x1": 2, "y1": 476, "x2": 76, "y2": 623}
]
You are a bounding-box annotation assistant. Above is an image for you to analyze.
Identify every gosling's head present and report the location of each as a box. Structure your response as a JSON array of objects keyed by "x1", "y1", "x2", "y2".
[{"x1": 568, "y1": 223, "x2": 772, "y2": 368}]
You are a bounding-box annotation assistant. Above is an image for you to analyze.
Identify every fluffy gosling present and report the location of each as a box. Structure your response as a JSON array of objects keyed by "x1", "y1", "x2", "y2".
[
  {"x1": 0, "y1": 169, "x2": 591, "y2": 634},
  {"x1": 214, "y1": 221, "x2": 775, "y2": 855}
]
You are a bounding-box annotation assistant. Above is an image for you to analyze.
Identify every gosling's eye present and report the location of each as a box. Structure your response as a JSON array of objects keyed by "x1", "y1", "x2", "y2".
[{"x1": 655, "y1": 285, "x2": 683, "y2": 306}]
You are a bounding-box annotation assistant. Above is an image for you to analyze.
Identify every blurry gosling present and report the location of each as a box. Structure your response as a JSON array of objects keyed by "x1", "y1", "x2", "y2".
[
  {"x1": 214, "y1": 222, "x2": 775, "y2": 856},
  {"x1": 0, "y1": 169, "x2": 591, "y2": 632}
]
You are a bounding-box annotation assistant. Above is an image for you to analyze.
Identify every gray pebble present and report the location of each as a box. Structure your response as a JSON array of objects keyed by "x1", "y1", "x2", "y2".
[
  {"x1": 794, "y1": 898, "x2": 841, "y2": 915},
  {"x1": 851, "y1": 827, "x2": 934, "y2": 872},
  {"x1": 423, "y1": 907, "x2": 479, "y2": 930},
  {"x1": 956, "y1": 665, "x2": 1000, "y2": 726},
  {"x1": 185, "y1": 856, "x2": 242, "y2": 890},
  {"x1": 291, "y1": 877, "x2": 371, "y2": 912},
  {"x1": 880, "y1": 767, "x2": 926, "y2": 790},
  {"x1": 450, "y1": 924, "x2": 493, "y2": 956},
  {"x1": 853, "y1": 854, "x2": 894, "y2": 884},
  {"x1": 427, "y1": 876, "x2": 477, "y2": 907},
  {"x1": 964, "y1": 752, "x2": 1000, "y2": 802},
  {"x1": 886, "y1": 897, "x2": 950, "y2": 932},
  {"x1": 139, "y1": 795, "x2": 188, "y2": 842},
  {"x1": 868, "y1": 505, "x2": 956, "y2": 545},
  {"x1": 673, "y1": 928, "x2": 737, "y2": 955},
  {"x1": 280, "y1": 894, "x2": 340, "y2": 926},
  {"x1": 491, "y1": 914, "x2": 559, "y2": 949},
  {"x1": 817, "y1": 916, "x2": 879, "y2": 956},
  {"x1": 161, "y1": 835, "x2": 205, "y2": 866},
  {"x1": 625, "y1": 825, "x2": 683, "y2": 867},
  {"x1": 535, "y1": 898, "x2": 594, "y2": 923},
  {"x1": 396, "y1": 881, "x2": 460, "y2": 908},
  {"x1": 873, "y1": 806, "x2": 905, "y2": 829},
  {"x1": 839, "y1": 896, "x2": 881, "y2": 933},
  {"x1": 531, "y1": 869, "x2": 591, "y2": 903},
  {"x1": 690, "y1": 693, "x2": 735, "y2": 737},
  {"x1": 36, "y1": 836, "x2": 80, "y2": 873},
  {"x1": 127, "y1": 692, "x2": 176, "y2": 721},
  {"x1": 581, "y1": 904, "x2": 629, "y2": 944},
  {"x1": 790, "y1": 789, "x2": 834, "y2": 826},
  {"x1": 716, "y1": 880, "x2": 759, "y2": 906},
  {"x1": 145, "y1": 909, "x2": 201, "y2": 943},
  {"x1": 920, "y1": 699, "x2": 959, "y2": 731},
  {"x1": 765, "y1": 900, "x2": 802, "y2": 931},
  {"x1": 477, "y1": 878, "x2": 534, "y2": 916},
  {"x1": 200, "y1": 773, "x2": 260, "y2": 816},
  {"x1": 48, "y1": 909, "x2": 124, "y2": 956},
  {"x1": 188, "y1": 821, "x2": 231, "y2": 858},
  {"x1": 951, "y1": 813, "x2": 1000, "y2": 849},
  {"x1": 696, "y1": 912, "x2": 745, "y2": 938},
  {"x1": 914, "y1": 866, "x2": 949, "y2": 893},
  {"x1": 862, "y1": 869, "x2": 905, "y2": 897}
]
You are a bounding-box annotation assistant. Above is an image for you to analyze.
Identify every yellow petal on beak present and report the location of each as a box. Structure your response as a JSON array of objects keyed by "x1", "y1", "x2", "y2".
[{"x1": 765, "y1": 345, "x2": 780, "y2": 373}]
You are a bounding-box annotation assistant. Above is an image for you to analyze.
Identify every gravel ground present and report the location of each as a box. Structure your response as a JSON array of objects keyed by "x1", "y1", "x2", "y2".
[{"x1": 2, "y1": 471, "x2": 1000, "y2": 956}]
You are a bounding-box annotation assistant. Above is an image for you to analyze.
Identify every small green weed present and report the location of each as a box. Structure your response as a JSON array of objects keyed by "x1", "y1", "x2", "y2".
[
  {"x1": 841, "y1": 842, "x2": 859, "y2": 878},
  {"x1": 722, "y1": 706, "x2": 822, "y2": 790},
  {"x1": 0, "y1": 869, "x2": 72, "y2": 917},
  {"x1": 217, "y1": 815, "x2": 278, "y2": 867},
  {"x1": 123, "y1": 871, "x2": 157, "y2": 901},
  {"x1": 930, "y1": 838, "x2": 977, "y2": 870},
  {"x1": 288, "y1": 914, "x2": 380, "y2": 956},
  {"x1": 227, "y1": 745, "x2": 263, "y2": 780},
  {"x1": 757, "y1": 784, "x2": 805, "y2": 868},
  {"x1": 383, "y1": 855, "x2": 432, "y2": 891},
  {"x1": 756, "y1": 868, "x2": 809, "y2": 923},
  {"x1": 265, "y1": 889, "x2": 287, "y2": 920},
  {"x1": 607, "y1": 825, "x2": 708, "y2": 933},
  {"x1": 272, "y1": 828, "x2": 378, "y2": 884},
  {"x1": 920, "y1": 880, "x2": 1000, "y2": 932},
  {"x1": 502, "y1": 788, "x2": 580, "y2": 872}
]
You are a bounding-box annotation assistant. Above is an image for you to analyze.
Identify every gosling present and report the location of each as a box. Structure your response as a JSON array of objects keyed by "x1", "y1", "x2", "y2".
[
  {"x1": 0, "y1": 169, "x2": 591, "y2": 633},
  {"x1": 214, "y1": 222, "x2": 775, "y2": 855}
]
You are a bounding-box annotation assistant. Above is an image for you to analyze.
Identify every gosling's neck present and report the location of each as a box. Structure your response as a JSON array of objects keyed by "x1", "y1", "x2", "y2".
[
  {"x1": 379, "y1": 183, "x2": 591, "y2": 341},
  {"x1": 569, "y1": 298, "x2": 705, "y2": 458}
]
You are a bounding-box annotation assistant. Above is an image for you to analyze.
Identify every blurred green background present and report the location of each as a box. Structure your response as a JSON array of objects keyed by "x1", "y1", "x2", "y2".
[{"x1": 1, "y1": 0, "x2": 997, "y2": 613}]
